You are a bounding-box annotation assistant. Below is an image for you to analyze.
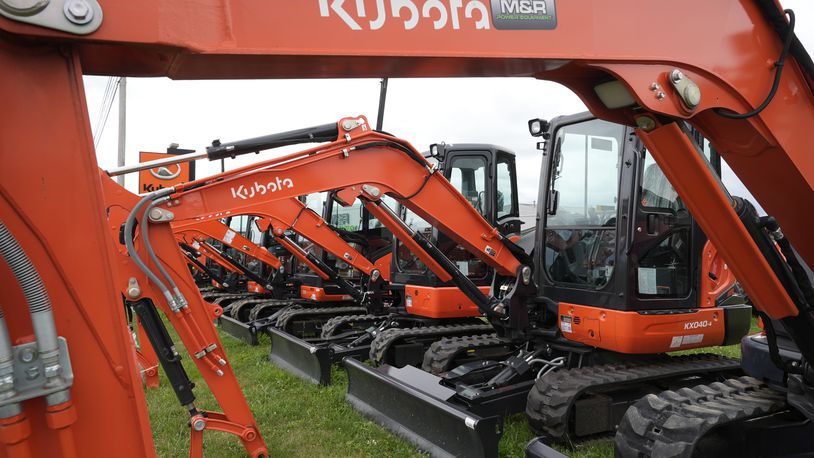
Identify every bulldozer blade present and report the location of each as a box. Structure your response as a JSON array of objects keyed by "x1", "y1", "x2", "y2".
[
  {"x1": 524, "y1": 438, "x2": 570, "y2": 458},
  {"x1": 268, "y1": 327, "x2": 333, "y2": 385},
  {"x1": 344, "y1": 358, "x2": 502, "y2": 458},
  {"x1": 216, "y1": 315, "x2": 260, "y2": 346}
]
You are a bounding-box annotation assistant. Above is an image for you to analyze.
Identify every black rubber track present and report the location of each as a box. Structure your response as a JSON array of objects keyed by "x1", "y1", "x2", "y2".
[
  {"x1": 525, "y1": 354, "x2": 742, "y2": 442},
  {"x1": 369, "y1": 323, "x2": 494, "y2": 365},
  {"x1": 320, "y1": 314, "x2": 382, "y2": 339},
  {"x1": 275, "y1": 306, "x2": 367, "y2": 333},
  {"x1": 229, "y1": 297, "x2": 275, "y2": 320},
  {"x1": 421, "y1": 333, "x2": 503, "y2": 375},
  {"x1": 200, "y1": 291, "x2": 245, "y2": 302},
  {"x1": 248, "y1": 299, "x2": 300, "y2": 322},
  {"x1": 614, "y1": 376, "x2": 786, "y2": 458}
]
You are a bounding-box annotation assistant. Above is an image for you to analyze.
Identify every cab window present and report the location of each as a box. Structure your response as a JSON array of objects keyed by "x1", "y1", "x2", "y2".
[{"x1": 496, "y1": 154, "x2": 517, "y2": 219}]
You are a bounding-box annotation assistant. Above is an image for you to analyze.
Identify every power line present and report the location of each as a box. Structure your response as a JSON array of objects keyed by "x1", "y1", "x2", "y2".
[
  {"x1": 92, "y1": 77, "x2": 114, "y2": 139},
  {"x1": 93, "y1": 77, "x2": 121, "y2": 148}
]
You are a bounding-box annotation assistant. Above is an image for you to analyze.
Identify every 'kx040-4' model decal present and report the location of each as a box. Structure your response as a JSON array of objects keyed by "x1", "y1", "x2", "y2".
[
  {"x1": 317, "y1": 0, "x2": 556, "y2": 31},
  {"x1": 684, "y1": 320, "x2": 713, "y2": 330},
  {"x1": 230, "y1": 178, "x2": 294, "y2": 200}
]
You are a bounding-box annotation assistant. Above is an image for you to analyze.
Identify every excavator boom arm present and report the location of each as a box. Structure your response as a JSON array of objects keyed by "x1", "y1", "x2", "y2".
[
  {"x1": 172, "y1": 219, "x2": 283, "y2": 270},
  {"x1": 166, "y1": 121, "x2": 521, "y2": 278}
]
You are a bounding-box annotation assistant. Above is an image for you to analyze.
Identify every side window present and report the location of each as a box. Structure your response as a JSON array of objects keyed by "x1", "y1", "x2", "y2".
[
  {"x1": 247, "y1": 217, "x2": 263, "y2": 244},
  {"x1": 293, "y1": 194, "x2": 326, "y2": 268},
  {"x1": 449, "y1": 156, "x2": 487, "y2": 217},
  {"x1": 331, "y1": 199, "x2": 363, "y2": 231},
  {"x1": 496, "y1": 154, "x2": 517, "y2": 219},
  {"x1": 369, "y1": 195, "x2": 397, "y2": 229},
  {"x1": 637, "y1": 151, "x2": 691, "y2": 298},
  {"x1": 548, "y1": 127, "x2": 620, "y2": 227},
  {"x1": 396, "y1": 208, "x2": 432, "y2": 274},
  {"x1": 544, "y1": 119, "x2": 624, "y2": 289},
  {"x1": 228, "y1": 215, "x2": 250, "y2": 234},
  {"x1": 304, "y1": 192, "x2": 327, "y2": 215},
  {"x1": 636, "y1": 231, "x2": 691, "y2": 297},
  {"x1": 641, "y1": 152, "x2": 685, "y2": 211},
  {"x1": 396, "y1": 207, "x2": 487, "y2": 280}
]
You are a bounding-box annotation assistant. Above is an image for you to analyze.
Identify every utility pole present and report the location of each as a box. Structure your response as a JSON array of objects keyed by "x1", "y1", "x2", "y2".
[
  {"x1": 376, "y1": 78, "x2": 388, "y2": 131},
  {"x1": 116, "y1": 77, "x2": 127, "y2": 185}
]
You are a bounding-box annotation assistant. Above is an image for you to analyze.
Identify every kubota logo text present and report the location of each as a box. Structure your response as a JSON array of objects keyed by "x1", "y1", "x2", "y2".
[
  {"x1": 317, "y1": 0, "x2": 557, "y2": 31},
  {"x1": 684, "y1": 320, "x2": 712, "y2": 330},
  {"x1": 230, "y1": 178, "x2": 294, "y2": 200},
  {"x1": 318, "y1": 0, "x2": 492, "y2": 30}
]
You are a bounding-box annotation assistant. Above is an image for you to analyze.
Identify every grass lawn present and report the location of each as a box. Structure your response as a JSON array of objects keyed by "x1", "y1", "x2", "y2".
[{"x1": 146, "y1": 320, "x2": 759, "y2": 457}]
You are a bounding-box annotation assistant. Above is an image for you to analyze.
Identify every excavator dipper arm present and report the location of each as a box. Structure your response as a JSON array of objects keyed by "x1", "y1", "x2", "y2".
[
  {"x1": 175, "y1": 195, "x2": 385, "y2": 300},
  {"x1": 172, "y1": 219, "x2": 283, "y2": 270},
  {"x1": 196, "y1": 240, "x2": 273, "y2": 290},
  {"x1": 187, "y1": 239, "x2": 243, "y2": 275},
  {"x1": 178, "y1": 242, "x2": 232, "y2": 288}
]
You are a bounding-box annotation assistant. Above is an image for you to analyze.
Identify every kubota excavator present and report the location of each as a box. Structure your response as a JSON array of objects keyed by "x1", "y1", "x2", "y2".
[
  {"x1": 1, "y1": 2, "x2": 813, "y2": 458},
  {"x1": 173, "y1": 216, "x2": 302, "y2": 345},
  {"x1": 174, "y1": 217, "x2": 283, "y2": 291},
  {"x1": 339, "y1": 111, "x2": 752, "y2": 457},
  {"x1": 269, "y1": 142, "x2": 525, "y2": 385}
]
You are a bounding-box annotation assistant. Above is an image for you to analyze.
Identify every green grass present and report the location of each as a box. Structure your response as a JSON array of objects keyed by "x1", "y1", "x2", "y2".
[
  {"x1": 146, "y1": 330, "x2": 421, "y2": 458},
  {"x1": 146, "y1": 319, "x2": 760, "y2": 457}
]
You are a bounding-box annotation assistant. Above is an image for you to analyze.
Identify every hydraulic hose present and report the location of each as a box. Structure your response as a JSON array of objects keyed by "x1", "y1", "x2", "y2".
[
  {"x1": 0, "y1": 220, "x2": 65, "y2": 406},
  {"x1": 0, "y1": 306, "x2": 20, "y2": 419},
  {"x1": 142, "y1": 197, "x2": 185, "y2": 305},
  {"x1": 124, "y1": 190, "x2": 176, "y2": 307}
]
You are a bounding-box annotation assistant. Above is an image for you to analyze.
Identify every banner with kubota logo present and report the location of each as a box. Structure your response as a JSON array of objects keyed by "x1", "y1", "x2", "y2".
[{"x1": 138, "y1": 151, "x2": 195, "y2": 194}]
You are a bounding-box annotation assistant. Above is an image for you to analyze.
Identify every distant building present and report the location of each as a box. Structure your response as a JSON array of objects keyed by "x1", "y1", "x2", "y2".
[{"x1": 519, "y1": 203, "x2": 537, "y2": 234}]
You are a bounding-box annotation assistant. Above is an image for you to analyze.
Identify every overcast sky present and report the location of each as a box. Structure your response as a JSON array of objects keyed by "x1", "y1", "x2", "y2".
[{"x1": 86, "y1": 0, "x2": 814, "y2": 211}]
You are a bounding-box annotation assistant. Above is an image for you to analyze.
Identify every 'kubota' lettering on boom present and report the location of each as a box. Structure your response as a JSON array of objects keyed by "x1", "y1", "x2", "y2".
[
  {"x1": 318, "y1": 0, "x2": 491, "y2": 31},
  {"x1": 230, "y1": 178, "x2": 294, "y2": 200}
]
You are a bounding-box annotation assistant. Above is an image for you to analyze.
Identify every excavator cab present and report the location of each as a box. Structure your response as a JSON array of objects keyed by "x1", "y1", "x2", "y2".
[
  {"x1": 392, "y1": 144, "x2": 521, "y2": 318},
  {"x1": 293, "y1": 191, "x2": 394, "y2": 303},
  {"x1": 343, "y1": 114, "x2": 752, "y2": 457},
  {"x1": 537, "y1": 112, "x2": 750, "y2": 347}
]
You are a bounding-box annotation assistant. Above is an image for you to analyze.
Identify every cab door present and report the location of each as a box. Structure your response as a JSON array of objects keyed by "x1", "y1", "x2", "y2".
[
  {"x1": 493, "y1": 150, "x2": 522, "y2": 235},
  {"x1": 435, "y1": 150, "x2": 492, "y2": 283},
  {"x1": 538, "y1": 116, "x2": 626, "y2": 307}
]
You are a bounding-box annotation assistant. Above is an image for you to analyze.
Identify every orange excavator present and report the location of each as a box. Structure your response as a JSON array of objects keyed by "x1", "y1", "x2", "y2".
[
  {"x1": 173, "y1": 216, "x2": 309, "y2": 346},
  {"x1": 174, "y1": 218, "x2": 283, "y2": 291},
  {"x1": 266, "y1": 143, "x2": 526, "y2": 385},
  {"x1": 116, "y1": 175, "x2": 398, "y2": 349},
  {"x1": 338, "y1": 111, "x2": 751, "y2": 456},
  {"x1": 1, "y1": 1, "x2": 813, "y2": 458},
  {"x1": 114, "y1": 112, "x2": 745, "y2": 456}
]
